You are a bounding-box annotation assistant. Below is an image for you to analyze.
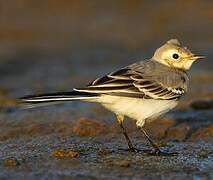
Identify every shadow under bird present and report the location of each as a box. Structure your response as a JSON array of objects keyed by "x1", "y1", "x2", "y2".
[{"x1": 21, "y1": 39, "x2": 205, "y2": 155}]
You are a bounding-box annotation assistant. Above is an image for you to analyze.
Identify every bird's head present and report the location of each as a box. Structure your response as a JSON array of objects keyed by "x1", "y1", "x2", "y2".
[{"x1": 152, "y1": 39, "x2": 205, "y2": 70}]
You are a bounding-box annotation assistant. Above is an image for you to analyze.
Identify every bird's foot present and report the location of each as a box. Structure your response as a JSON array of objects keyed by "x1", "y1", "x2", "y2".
[
  {"x1": 129, "y1": 147, "x2": 142, "y2": 153},
  {"x1": 142, "y1": 148, "x2": 178, "y2": 156},
  {"x1": 118, "y1": 147, "x2": 142, "y2": 153}
]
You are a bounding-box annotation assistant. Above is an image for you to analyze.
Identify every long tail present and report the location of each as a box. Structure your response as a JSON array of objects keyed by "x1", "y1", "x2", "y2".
[{"x1": 20, "y1": 91, "x2": 99, "y2": 108}]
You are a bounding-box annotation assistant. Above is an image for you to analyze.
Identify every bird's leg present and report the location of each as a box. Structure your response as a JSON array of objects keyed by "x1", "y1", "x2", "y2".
[
  {"x1": 116, "y1": 115, "x2": 139, "y2": 152},
  {"x1": 139, "y1": 127, "x2": 177, "y2": 156},
  {"x1": 140, "y1": 127, "x2": 161, "y2": 154}
]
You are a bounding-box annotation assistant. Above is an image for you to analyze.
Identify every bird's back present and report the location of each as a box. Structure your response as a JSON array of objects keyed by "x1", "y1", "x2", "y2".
[{"x1": 128, "y1": 59, "x2": 189, "y2": 93}]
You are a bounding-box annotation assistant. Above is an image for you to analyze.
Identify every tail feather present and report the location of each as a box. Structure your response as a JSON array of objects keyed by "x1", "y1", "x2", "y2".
[{"x1": 20, "y1": 91, "x2": 99, "y2": 108}]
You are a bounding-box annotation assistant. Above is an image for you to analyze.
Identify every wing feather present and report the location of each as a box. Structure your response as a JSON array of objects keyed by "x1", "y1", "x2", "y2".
[{"x1": 75, "y1": 67, "x2": 185, "y2": 100}]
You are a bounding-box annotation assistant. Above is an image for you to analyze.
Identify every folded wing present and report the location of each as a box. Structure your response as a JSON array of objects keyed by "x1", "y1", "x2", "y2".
[{"x1": 74, "y1": 67, "x2": 185, "y2": 100}]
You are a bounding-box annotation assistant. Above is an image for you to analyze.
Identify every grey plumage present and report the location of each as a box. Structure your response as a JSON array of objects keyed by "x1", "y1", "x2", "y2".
[{"x1": 75, "y1": 60, "x2": 188, "y2": 100}]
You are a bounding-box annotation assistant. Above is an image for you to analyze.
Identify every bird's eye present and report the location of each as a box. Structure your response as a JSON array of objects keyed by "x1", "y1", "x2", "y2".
[{"x1": 172, "y1": 53, "x2": 179, "y2": 59}]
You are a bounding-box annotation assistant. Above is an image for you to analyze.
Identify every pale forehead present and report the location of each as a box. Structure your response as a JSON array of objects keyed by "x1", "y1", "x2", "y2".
[{"x1": 163, "y1": 44, "x2": 192, "y2": 55}]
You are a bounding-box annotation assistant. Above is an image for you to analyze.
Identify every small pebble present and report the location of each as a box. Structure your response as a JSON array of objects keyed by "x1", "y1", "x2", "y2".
[
  {"x1": 118, "y1": 160, "x2": 131, "y2": 167},
  {"x1": 105, "y1": 160, "x2": 130, "y2": 167},
  {"x1": 73, "y1": 117, "x2": 108, "y2": 136},
  {"x1": 4, "y1": 158, "x2": 20, "y2": 167},
  {"x1": 52, "y1": 149, "x2": 80, "y2": 158}
]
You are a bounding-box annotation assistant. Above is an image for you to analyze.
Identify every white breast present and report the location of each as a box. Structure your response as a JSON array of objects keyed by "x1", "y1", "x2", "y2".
[{"x1": 98, "y1": 95, "x2": 178, "y2": 127}]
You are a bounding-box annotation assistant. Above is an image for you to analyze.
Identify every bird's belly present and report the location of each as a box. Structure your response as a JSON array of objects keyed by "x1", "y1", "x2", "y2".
[{"x1": 99, "y1": 95, "x2": 178, "y2": 125}]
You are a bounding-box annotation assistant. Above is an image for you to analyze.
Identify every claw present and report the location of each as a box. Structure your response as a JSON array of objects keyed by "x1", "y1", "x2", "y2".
[
  {"x1": 129, "y1": 147, "x2": 141, "y2": 153},
  {"x1": 118, "y1": 147, "x2": 142, "y2": 153},
  {"x1": 143, "y1": 149, "x2": 178, "y2": 156}
]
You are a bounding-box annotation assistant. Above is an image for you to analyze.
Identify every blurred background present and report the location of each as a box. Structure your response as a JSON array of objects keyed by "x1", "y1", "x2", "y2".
[{"x1": 0, "y1": 0, "x2": 212, "y2": 100}]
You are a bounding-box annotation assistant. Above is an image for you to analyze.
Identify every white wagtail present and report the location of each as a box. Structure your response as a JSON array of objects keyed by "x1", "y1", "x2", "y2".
[{"x1": 21, "y1": 39, "x2": 204, "y2": 155}]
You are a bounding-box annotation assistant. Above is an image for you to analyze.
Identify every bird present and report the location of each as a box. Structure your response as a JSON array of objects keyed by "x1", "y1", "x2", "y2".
[{"x1": 21, "y1": 39, "x2": 204, "y2": 155}]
